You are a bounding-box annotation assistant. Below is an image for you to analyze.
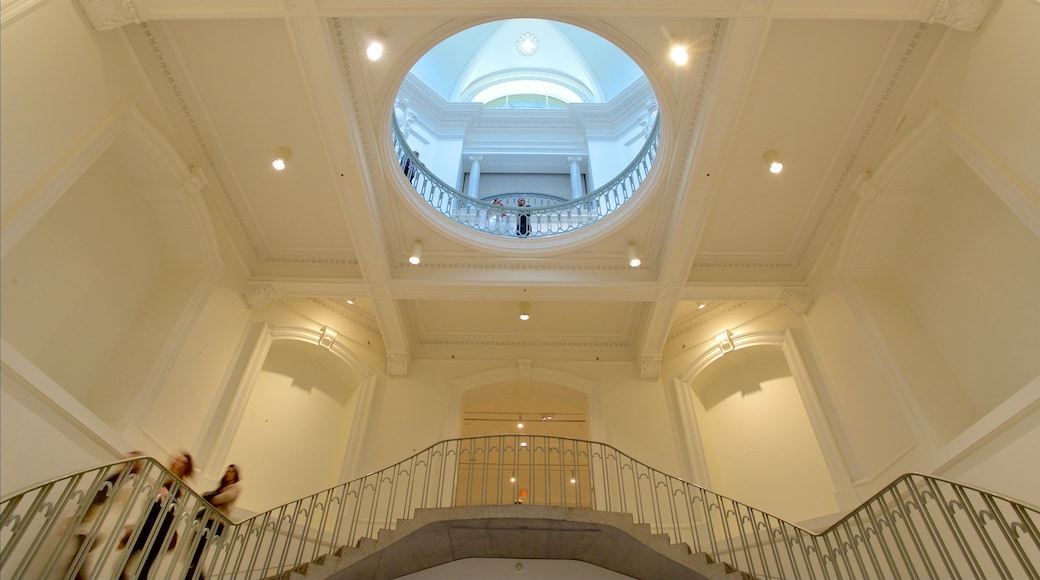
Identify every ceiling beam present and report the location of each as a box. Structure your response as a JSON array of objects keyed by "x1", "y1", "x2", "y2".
[
  {"x1": 116, "y1": 0, "x2": 938, "y2": 23},
  {"x1": 282, "y1": 13, "x2": 413, "y2": 373},
  {"x1": 636, "y1": 15, "x2": 774, "y2": 377}
]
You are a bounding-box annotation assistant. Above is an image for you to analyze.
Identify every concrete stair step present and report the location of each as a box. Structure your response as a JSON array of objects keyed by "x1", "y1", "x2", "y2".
[{"x1": 279, "y1": 506, "x2": 759, "y2": 580}]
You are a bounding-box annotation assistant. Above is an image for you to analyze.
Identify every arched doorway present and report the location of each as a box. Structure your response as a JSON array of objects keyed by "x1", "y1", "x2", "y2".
[{"x1": 456, "y1": 380, "x2": 592, "y2": 507}]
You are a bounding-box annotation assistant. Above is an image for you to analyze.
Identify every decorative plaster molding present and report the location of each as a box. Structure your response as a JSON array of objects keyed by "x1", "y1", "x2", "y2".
[
  {"x1": 696, "y1": 23, "x2": 928, "y2": 272},
  {"x1": 308, "y1": 298, "x2": 381, "y2": 335},
  {"x1": 78, "y1": 0, "x2": 142, "y2": 31},
  {"x1": 139, "y1": 23, "x2": 356, "y2": 267},
  {"x1": 852, "y1": 172, "x2": 883, "y2": 202},
  {"x1": 777, "y1": 289, "x2": 815, "y2": 315},
  {"x1": 181, "y1": 166, "x2": 208, "y2": 195},
  {"x1": 928, "y1": 0, "x2": 994, "y2": 32},
  {"x1": 668, "y1": 301, "x2": 748, "y2": 340},
  {"x1": 243, "y1": 284, "x2": 280, "y2": 310},
  {"x1": 387, "y1": 351, "x2": 409, "y2": 376},
  {"x1": 416, "y1": 337, "x2": 630, "y2": 349},
  {"x1": 640, "y1": 355, "x2": 662, "y2": 379}
]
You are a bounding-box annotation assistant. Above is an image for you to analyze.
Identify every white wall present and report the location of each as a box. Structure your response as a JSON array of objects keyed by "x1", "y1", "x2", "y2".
[
  {"x1": 225, "y1": 340, "x2": 360, "y2": 510},
  {"x1": 0, "y1": 152, "x2": 164, "y2": 405},
  {"x1": 0, "y1": 366, "x2": 117, "y2": 496},
  {"x1": 892, "y1": 161, "x2": 1040, "y2": 411},
  {"x1": 694, "y1": 348, "x2": 839, "y2": 523}
]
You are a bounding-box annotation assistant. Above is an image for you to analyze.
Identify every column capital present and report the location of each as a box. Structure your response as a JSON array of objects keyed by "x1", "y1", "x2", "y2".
[
  {"x1": 78, "y1": 0, "x2": 143, "y2": 31},
  {"x1": 387, "y1": 351, "x2": 410, "y2": 376},
  {"x1": 927, "y1": 0, "x2": 995, "y2": 32},
  {"x1": 778, "y1": 289, "x2": 815, "y2": 315},
  {"x1": 640, "y1": 355, "x2": 662, "y2": 379},
  {"x1": 243, "y1": 283, "x2": 280, "y2": 310}
]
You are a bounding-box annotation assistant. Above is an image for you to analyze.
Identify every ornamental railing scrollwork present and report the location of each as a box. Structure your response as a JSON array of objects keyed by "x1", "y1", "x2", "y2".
[
  {"x1": 392, "y1": 115, "x2": 660, "y2": 239},
  {"x1": 2, "y1": 436, "x2": 1038, "y2": 579}
]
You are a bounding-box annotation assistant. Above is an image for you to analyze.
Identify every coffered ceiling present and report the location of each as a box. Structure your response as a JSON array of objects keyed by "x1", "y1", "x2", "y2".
[{"x1": 86, "y1": 0, "x2": 964, "y2": 374}]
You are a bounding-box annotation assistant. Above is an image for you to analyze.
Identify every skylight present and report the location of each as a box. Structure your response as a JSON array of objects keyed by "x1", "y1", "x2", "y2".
[{"x1": 472, "y1": 80, "x2": 584, "y2": 106}]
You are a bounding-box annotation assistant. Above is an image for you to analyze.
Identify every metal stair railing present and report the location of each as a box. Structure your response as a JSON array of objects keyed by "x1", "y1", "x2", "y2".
[
  {"x1": 392, "y1": 115, "x2": 660, "y2": 239},
  {"x1": 3, "y1": 436, "x2": 1038, "y2": 580}
]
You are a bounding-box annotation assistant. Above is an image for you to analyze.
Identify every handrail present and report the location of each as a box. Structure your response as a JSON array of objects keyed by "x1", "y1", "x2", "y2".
[
  {"x1": 392, "y1": 115, "x2": 660, "y2": 238},
  {"x1": 3, "y1": 436, "x2": 1038, "y2": 580}
]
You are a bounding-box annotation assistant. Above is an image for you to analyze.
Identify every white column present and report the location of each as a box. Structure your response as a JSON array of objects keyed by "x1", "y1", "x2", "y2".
[
  {"x1": 467, "y1": 156, "x2": 483, "y2": 199},
  {"x1": 568, "y1": 156, "x2": 584, "y2": 200}
]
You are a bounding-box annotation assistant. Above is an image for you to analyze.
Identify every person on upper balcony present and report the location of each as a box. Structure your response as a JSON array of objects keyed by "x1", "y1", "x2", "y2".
[{"x1": 516, "y1": 198, "x2": 531, "y2": 237}]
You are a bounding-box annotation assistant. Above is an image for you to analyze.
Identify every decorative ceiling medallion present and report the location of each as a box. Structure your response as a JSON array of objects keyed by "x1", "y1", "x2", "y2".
[{"x1": 516, "y1": 32, "x2": 539, "y2": 56}]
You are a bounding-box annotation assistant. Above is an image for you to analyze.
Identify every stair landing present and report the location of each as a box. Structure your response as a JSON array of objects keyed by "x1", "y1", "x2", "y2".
[{"x1": 286, "y1": 505, "x2": 750, "y2": 580}]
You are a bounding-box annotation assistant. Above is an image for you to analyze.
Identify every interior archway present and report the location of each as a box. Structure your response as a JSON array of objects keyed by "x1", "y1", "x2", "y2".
[
  {"x1": 225, "y1": 338, "x2": 363, "y2": 509},
  {"x1": 686, "y1": 344, "x2": 839, "y2": 523}
]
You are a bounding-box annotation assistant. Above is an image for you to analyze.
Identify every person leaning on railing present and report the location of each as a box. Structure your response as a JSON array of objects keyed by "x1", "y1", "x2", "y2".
[
  {"x1": 183, "y1": 464, "x2": 241, "y2": 580},
  {"x1": 32, "y1": 451, "x2": 144, "y2": 580},
  {"x1": 516, "y1": 198, "x2": 531, "y2": 237},
  {"x1": 118, "y1": 451, "x2": 194, "y2": 580}
]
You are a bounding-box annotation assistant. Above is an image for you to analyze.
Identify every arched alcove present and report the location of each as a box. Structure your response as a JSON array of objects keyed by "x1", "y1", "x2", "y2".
[
  {"x1": 460, "y1": 381, "x2": 590, "y2": 440},
  {"x1": 689, "y1": 345, "x2": 838, "y2": 522},
  {"x1": 0, "y1": 102, "x2": 221, "y2": 437},
  {"x1": 448, "y1": 367, "x2": 599, "y2": 507},
  {"x1": 672, "y1": 330, "x2": 854, "y2": 522},
  {"x1": 224, "y1": 336, "x2": 364, "y2": 509},
  {"x1": 838, "y1": 108, "x2": 1040, "y2": 446}
]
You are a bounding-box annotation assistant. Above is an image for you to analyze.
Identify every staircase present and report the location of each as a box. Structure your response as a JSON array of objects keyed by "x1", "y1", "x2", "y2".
[
  {"x1": 3, "y1": 436, "x2": 1038, "y2": 580},
  {"x1": 280, "y1": 505, "x2": 752, "y2": 580}
]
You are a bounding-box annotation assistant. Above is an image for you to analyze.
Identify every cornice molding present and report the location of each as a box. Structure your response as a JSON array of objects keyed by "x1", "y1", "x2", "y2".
[
  {"x1": 793, "y1": 22, "x2": 928, "y2": 266},
  {"x1": 138, "y1": 22, "x2": 354, "y2": 267},
  {"x1": 308, "y1": 297, "x2": 382, "y2": 335},
  {"x1": 694, "y1": 22, "x2": 929, "y2": 272},
  {"x1": 668, "y1": 301, "x2": 748, "y2": 340},
  {"x1": 416, "y1": 337, "x2": 630, "y2": 349}
]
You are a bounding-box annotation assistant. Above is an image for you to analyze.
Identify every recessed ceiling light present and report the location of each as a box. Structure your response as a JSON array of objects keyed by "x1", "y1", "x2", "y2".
[
  {"x1": 366, "y1": 40, "x2": 384, "y2": 61},
  {"x1": 764, "y1": 150, "x2": 784, "y2": 174},
  {"x1": 409, "y1": 241, "x2": 422, "y2": 265},
  {"x1": 519, "y1": 301, "x2": 531, "y2": 321},
  {"x1": 670, "y1": 45, "x2": 689, "y2": 66},
  {"x1": 628, "y1": 243, "x2": 641, "y2": 268},
  {"x1": 272, "y1": 147, "x2": 291, "y2": 171}
]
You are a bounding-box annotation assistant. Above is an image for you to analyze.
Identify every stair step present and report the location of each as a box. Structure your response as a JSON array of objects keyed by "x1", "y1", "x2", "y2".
[{"x1": 284, "y1": 507, "x2": 760, "y2": 580}]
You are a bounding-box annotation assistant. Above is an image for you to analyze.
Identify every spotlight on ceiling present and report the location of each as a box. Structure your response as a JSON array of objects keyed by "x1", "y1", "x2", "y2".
[
  {"x1": 628, "y1": 243, "x2": 641, "y2": 268},
  {"x1": 366, "y1": 39, "x2": 385, "y2": 61},
  {"x1": 519, "y1": 301, "x2": 531, "y2": 321},
  {"x1": 517, "y1": 415, "x2": 524, "y2": 429},
  {"x1": 346, "y1": 298, "x2": 355, "y2": 305},
  {"x1": 670, "y1": 45, "x2": 689, "y2": 66},
  {"x1": 408, "y1": 241, "x2": 422, "y2": 265},
  {"x1": 271, "y1": 147, "x2": 292, "y2": 171},
  {"x1": 764, "y1": 150, "x2": 784, "y2": 174},
  {"x1": 697, "y1": 302, "x2": 706, "y2": 309}
]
